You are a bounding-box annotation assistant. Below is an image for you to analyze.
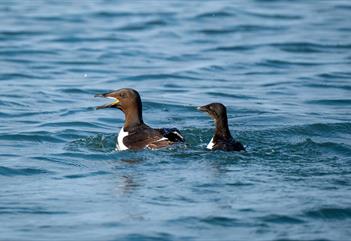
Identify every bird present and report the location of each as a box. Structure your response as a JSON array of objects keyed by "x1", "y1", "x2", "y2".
[
  {"x1": 198, "y1": 103, "x2": 245, "y2": 151},
  {"x1": 95, "y1": 88, "x2": 184, "y2": 150}
]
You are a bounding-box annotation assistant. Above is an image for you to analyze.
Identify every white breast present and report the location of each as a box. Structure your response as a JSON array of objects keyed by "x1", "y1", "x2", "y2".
[
  {"x1": 116, "y1": 128, "x2": 129, "y2": 151},
  {"x1": 207, "y1": 137, "x2": 214, "y2": 150}
]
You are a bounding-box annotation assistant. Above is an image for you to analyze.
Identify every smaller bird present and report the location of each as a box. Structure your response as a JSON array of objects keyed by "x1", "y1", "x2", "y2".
[
  {"x1": 95, "y1": 88, "x2": 184, "y2": 151},
  {"x1": 198, "y1": 103, "x2": 245, "y2": 152}
]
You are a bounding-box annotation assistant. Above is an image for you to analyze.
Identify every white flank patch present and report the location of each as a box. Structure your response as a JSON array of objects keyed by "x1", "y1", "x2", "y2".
[
  {"x1": 206, "y1": 137, "x2": 214, "y2": 150},
  {"x1": 146, "y1": 137, "x2": 169, "y2": 149},
  {"x1": 116, "y1": 128, "x2": 129, "y2": 151},
  {"x1": 145, "y1": 137, "x2": 168, "y2": 149},
  {"x1": 155, "y1": 137, "x2": 168, "y2": 142},
  {"x1": 172, "y1": 131, "x2": 183, "y2": 140}
]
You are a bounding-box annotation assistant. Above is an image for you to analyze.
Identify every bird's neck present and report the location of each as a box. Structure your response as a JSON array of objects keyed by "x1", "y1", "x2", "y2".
[
  {"x1": 123, "y1": 107, "x2": 144, "y2": 131},
  {"x1": 213, "y1": 115, "x2": 232, "y2": 140}
]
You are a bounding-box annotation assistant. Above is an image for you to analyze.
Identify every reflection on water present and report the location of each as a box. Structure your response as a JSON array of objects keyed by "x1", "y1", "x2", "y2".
[{"x1": 110, "y1": 158, "x2": 144, "y2": 195}]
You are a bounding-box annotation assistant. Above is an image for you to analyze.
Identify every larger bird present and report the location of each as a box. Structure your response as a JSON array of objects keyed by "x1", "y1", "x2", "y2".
[
  {"x1": 198, "y1": 103, "x2": 245, "y2": 152},
  {"x1": 95, "y1": 88, "x2": 184, "y2": 151}
]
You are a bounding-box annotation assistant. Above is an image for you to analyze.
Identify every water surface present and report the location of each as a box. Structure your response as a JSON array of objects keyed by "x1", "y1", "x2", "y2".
[{"x1": 1, "y1": 1, "x2": 351, "y2": 240}]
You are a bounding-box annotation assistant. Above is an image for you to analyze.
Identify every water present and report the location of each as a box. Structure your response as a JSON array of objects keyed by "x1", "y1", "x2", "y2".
[{"x1": 1, "y1": 0, "x2": 351, "y2": 240}]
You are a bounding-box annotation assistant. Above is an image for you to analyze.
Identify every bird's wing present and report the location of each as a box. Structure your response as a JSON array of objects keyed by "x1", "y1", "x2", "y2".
[{"x1": 123, "y1": 127, "x2": 184, "y2": 150}]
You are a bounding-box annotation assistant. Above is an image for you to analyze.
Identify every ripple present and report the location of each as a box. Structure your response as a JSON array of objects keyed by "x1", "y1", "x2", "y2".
[
  {"x1": 198, "y1": 24, "x2": 284, "y2": 35},
  {"x1": 59, "y1": 88, "x2": 99, "y2": 94},
  {"x1": 116, "y1": 19, "x2": 168, "y2": 31},
  {"x1": 0, "y1": 49, "x2": 58, "y2": 56},
  {"x1": 40, "y1": 121, "x2": 103, "y2": 129},
  {"x1": 0, "y1": 206, "x2": 66, "y2": 215},
  {"x1": 258, "y1": 59, "x2": 321, "y2": 68},
  {"x1": 90, "y1": 11, "x2": 132, "y2": 18},
  {"x1": 225, "y1": 181, "x2": 254, "y2": 186},
  {"x1": 0, "y1": 166, "x2": 52, "y2": 176},
  {"x1": 270, "y1": 42, "x2": 329, "y2": 53},
  {"x1": 0, "y1": 73, "x2": 47, "y2": 80},
  {"x1": 259, "y1": 214, "x2": 305, "y2": 224},
  {"x1": 64, "y1": 171, "x2": 111, "y2": 179},
  {"x1": 206, "y1": 91, "x2": 258, "y2": 100},
  {"x1": 0, "y1": 30, "x2": 46, "y2": 37},
  {"x1": 318, "y1": 72, "x2": 351, "y2": 79},
  {"x1": 277, "y1": 122, "x2": 351, "y2": 136},
  {"x1": 0, "y1": 133, "x2": 65, "y2": 143},
  {"x1": 194, "y1": 10, "x2": 235, "y2": 19},
  {"x1": 124, "y1": 73, "x2": 200, "y2": 81},
  {"x1": 120, "y1": 233, "x2": 176, "y2": 241},
  {"x1": 67, "y1": 133, "x2": 116, "y2": 152},
  {"x1": 304, "y1": 83, "x2": 351, "y2": 91},
  {"x1": 304, "y1": 207, "x2": 351, "y2": 220},
  {"x1": 244, "y1": 11, "x2": 302, "y2": 20},
  {"x1": 207, "y1": 44, "x2": 260, "y2": 52},
  {"x1": 305, "y1": 99, "x2": 351, "y2": 106},
  {"x1": 201, "y1": 216, "x2": 242, "y2": 227}
]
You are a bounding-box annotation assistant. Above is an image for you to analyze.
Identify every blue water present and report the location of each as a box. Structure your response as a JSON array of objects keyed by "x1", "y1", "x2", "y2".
[{"x1": 1, "y1": 0, "x2": 351, "y2": 240}]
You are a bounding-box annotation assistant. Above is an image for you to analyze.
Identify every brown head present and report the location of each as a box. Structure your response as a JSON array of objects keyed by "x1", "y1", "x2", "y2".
[
  {"x1": 95, "y1": 88, "x2": 144, "y2": 129},
  {"x1": 198, "y1": 102, "x2": 231, "y2": 140},
  {"x1": 197, "y1": 103, "x2": 228, "y2": 122}
]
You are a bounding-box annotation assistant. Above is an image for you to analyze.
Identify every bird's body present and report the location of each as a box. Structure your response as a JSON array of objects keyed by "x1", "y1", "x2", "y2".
[
  {"x1": 96, "y1": 88, "x2": 184, "y2": 151},
  {"x1": 206, "y1": 135, "x2": 245, "y2": 151},
  {"x1": 198, "y1": 103, "x2": 245, "y2": 152},
  {"x1": 116, "y1": 124, "x2": 183, "y2": 150}
]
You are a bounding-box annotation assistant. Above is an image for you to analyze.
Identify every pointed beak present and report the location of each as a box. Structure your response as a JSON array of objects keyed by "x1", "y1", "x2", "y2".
[
  {"x1": 95, "y1": 93, "x2": 120, "y2": 109},
  {"x1": 197, "y1": 105, "x2": 209, "y2": 112}
]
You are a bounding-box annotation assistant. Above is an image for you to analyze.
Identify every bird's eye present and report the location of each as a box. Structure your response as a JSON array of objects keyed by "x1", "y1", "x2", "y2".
[{"x1": 120, "y1": 92, "x2": 127, "y2": 98}]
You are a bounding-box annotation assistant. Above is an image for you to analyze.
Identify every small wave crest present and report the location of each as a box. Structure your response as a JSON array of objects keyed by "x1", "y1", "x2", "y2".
[
  {"x1": 0, "y1": 166, "x2": 52, "y2": 176},
  {"x1": 67, "y1": 133, "x2": 116, "y2": 152},
  {"x1": 304, "y1": 207, "x2": 351, "y2": 220}
]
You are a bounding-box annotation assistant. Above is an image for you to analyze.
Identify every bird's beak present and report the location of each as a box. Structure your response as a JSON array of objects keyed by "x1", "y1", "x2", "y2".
[
  {"x1": 197, "y1": 105, "x2": 209, "y2": 112},
  {"x1": 95, "y1": 93, "x2": 120, "y2": 109}
]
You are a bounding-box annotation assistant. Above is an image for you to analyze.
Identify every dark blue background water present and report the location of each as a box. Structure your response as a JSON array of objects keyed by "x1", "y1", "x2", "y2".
[{"x1": 1, "y1": 1, "x2": 351, "y2": 240}]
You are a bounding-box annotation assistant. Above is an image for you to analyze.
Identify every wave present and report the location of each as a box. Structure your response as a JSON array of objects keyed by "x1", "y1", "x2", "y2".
[
  {"x1": 63, "y1": 122, "x2": 351, "y2": 156},
  {"x1": 318, "y1": 72, "x2": 351, "y2": 79},
  {"x1": 207, "y1": 42, "x2": 351, "y2": 54},
  {"x1": 116, "y1": 19, "x2": 168, "y2": 31},
  {"x1": 305, "y1": 99, "x2": 351, "y2": 106},
  {"x1": 257, "y1": 59, "x2": 321, "y2": 68},
  {"x1": 198, "y1": 24, "x2": 284, "y2": 35},
  {"x1": 124, "y1": 74, "x2": 200, "y2": 81},
  {"x1": 0, "y1": 206, "x2": 67, "y2": 215},
  {"x1": 201, "y1": 216, "x2": 241, "y2": 227},
  {"x1": 304, "y1": 207, "x2": 351, "y2": 220},
  {"x1": 0, "y1": 166, "x2": 52, "y2": 176},
  {"x1": 0, "y1": 133, "x2": 65, "y2": 143},
  {"x1": 270, "y1": 42, "x2": 351, "y2": 53},
  {"x1": 67, "y1": 133, "x2": 117, "y2": 152},
  {"x1": 193, "y1": 11, "x2": 235, "y2": 19},
  {"x1": 259, "y1": 214, "x2": 304, "y2": 224},
  {"x1": 64, "y1": 170, "x2": 111, "y2": 179}
]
